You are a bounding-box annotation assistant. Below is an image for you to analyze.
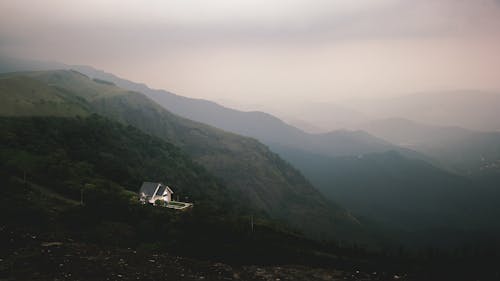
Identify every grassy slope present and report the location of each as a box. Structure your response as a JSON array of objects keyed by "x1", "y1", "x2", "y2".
[
  {"x1": 0, "y1": 74, "x2": 89, "y2": 116},
  {"x1": 0, "y1": 70, "x2": 364, "y2": 241}
]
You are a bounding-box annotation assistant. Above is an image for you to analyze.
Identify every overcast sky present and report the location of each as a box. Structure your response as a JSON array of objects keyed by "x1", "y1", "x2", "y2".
[{"x1": 1, "y1": 0, "x2": 500, "y2": 105}]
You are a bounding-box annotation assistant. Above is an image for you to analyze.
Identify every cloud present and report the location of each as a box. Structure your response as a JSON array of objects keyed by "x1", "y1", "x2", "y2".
[
  {"x1": 2, "y1": 0, "x2": 499, "y2": 51},
  {"x1": 2, "y1": 0, "x2": 499, "y2": 59},
  {"x1": 1, "y1": 0, "x2": 499, "y2": 102}
]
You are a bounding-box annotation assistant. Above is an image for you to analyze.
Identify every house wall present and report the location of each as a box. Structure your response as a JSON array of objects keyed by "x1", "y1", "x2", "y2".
[{"x1": 151, "y1": 195, "x2": 163, "y2": 204}]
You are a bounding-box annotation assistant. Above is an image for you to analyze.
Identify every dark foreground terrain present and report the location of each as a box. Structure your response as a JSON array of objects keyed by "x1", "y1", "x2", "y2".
[
  {"x1": 1, "y1": 229, "x2": 403, "y2": 281},
  {"x1": 3, "y1": 227, "x2": 500, "y2": 281}
]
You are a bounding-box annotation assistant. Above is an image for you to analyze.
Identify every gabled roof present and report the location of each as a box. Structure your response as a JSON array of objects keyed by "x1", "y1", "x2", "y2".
[
  {"x1": 158, "y1": 185, "x2": 174, "y2": 195},
  {"x1": 139, "y1": 182, "x2": 161, "y2": 197},
  {"x1": 139, "y1": 182, "x2": 173, "y2": 197},
  {"x1": 166, "y1": 185, "x2": 174, "y2": 194},
  {"x1": 156, "y1": 185, "x2": 167, "y2": 196}
]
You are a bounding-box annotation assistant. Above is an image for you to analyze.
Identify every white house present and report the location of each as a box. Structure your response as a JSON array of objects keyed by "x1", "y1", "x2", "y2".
[{"x1": 139, "y1": 182, "x2": 173, "y2": 205}]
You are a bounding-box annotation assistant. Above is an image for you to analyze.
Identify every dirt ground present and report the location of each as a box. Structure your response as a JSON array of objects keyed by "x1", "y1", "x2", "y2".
[{"x1": 0, "y1": 234, "x2": 401, "y2": 281}]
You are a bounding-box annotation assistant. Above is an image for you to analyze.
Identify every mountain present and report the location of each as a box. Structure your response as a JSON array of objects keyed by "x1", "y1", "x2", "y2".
[
  {"x1": 127, "y1": 89, "x2": 401, "y2": 157},
  {"x1": 71, "y1": 67, "x2": 408, "y2": 158},
  {"x1": 0, "y1": 73, "x2": 90, "y2": 117},
  {"x1": 5, "y1": 57, "x2": 496, "y2": 241},
  {"x1": 345, "y1": 91, "x2": 500, "y2": 131},
  {"x1": 272, "y1": 101, "x2": 372, "y2": 133},
  {"x1": 0, "y1": 115, "x2": 389, "y2": 272},
  {"x1": 359, "y1": 118, "x2": 473, "y2": 148},
  {"x1": 269, "y1": 146, "x2": 500, "y2": 241},
  {"x1": 0, "y1": 57, "x2": 415, "y2": 159},
  {"x1": 2, "y1": 117, "x2": 497, "y2": 281},
  {"x1": 0, "y1": 70, "x2": 363, "y2": 240},
  {"x1": 359, "y1": 118, "x2": 500, "y2": 180},
  {"x1": 0, "y1": 115, "x2": 233, "y2": 213},
  {"x1": 0, "y1": 56, "x2": 68, "y2": 73}
]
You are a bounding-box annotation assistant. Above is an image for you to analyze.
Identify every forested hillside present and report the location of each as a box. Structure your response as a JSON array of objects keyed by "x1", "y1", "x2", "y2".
[
  {"x1": 271, "y1": 144, "x2": 500, "y2": 246},
  {"x1": 0, "y1": 115, "x2": 374, "y2": 270},
  {"x1": 0, "y1": 70, "x2": 363, "y2": 241},
  {"x1": 0, "y1": 115, "x2": 233, "y2": 212}
]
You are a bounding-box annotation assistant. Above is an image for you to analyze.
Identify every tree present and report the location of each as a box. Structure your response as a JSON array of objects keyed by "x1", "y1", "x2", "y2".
[{"x1": 154, "y1": 199, "x2": 165, "y2": 207}]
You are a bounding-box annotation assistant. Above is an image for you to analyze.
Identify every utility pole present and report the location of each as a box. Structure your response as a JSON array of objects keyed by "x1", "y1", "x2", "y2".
[
  {"x1": 250, "y1": 215, "x2": 254, "y2": 233},
  {"x1": 80, "y1": 188, "x2": 84, "y2": 205}
]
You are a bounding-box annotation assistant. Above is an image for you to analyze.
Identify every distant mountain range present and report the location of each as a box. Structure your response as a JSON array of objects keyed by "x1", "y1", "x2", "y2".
[
  {"x1": 248, "y1": 89, "x2": 500, "y2": 134},
  {"x1": 69, "y1": 66, "x2": 500, "y2": 239},
  {"x1": 65, "y1": 66, "x2": 413, "y2": 159},
  {"x1": 359, "y1": 118, "x2": 500, "y2": 179},
  {"x1": 0, "y1": 56, "x2": 418, "y2": 158},
  {"x1": 268, "y1": 101, "x2": 372, "y2": 133},
  {"x1": 346, "y1": 91, "x2": 500, "y2": 132},
  {"x1": 271, "y1": 147, "x2": 500, "y2": 230}
]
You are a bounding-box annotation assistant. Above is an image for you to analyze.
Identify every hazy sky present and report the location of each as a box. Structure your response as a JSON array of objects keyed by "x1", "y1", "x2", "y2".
[{"x1": 1, "y1": 0, "x2": 500, "y2": 104}]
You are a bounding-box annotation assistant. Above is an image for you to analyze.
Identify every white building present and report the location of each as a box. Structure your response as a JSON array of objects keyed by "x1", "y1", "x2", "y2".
[{"x1": 139, "y1": 182, "x2": 173, "y2": 205}]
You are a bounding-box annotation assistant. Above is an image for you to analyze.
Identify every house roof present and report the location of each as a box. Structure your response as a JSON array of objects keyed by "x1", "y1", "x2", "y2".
[
  {"x1": 139, "y1": 182, "x2": 160, "y2": 197},
  {"x1": 166, "y1": 185, "x2": 174, "y2": 194},
  {"x1": 139, "y1": 182, "x2": 173, "y2": 197},
  {"x1": 156, "y1": 185, "x2": 166, "y2": 196}
]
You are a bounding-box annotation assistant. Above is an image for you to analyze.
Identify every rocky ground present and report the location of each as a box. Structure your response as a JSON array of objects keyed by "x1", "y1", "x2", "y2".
[{"x1": 0, "y1": 230, "x2": 405, "y2": 281}]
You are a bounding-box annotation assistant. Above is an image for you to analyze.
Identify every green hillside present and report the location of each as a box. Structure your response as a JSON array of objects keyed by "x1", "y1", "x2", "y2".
[
  {"x1": 0, "y1": 115, "x2": 368, "y2": 267},
  {"x1": 4, "y1": 115, "x2": 452, "y2": 281},
  {"x1": 0, "y1": 74, "x2": 89, "y2": 116},
  {"x1": 0, "y1": 115, "x2": 232, "y2": 212},
  {"x1": 0, "y1": 70, "x2": 362, "y2": 241}
]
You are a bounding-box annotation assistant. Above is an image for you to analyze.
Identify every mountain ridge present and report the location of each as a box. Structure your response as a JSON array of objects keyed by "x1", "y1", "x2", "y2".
[
  {"x1": 0, "y1": 57, "x2": 421, "y2": 159},
  {"x1": 358, "y1": 117, "x2": 500, "y2": 179}
]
